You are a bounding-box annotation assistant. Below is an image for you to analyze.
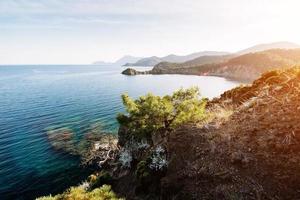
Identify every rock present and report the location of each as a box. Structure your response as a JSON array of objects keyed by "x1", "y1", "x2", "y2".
[
  {"x1": 81, "y1": 133, "x2": 119, "y2": 167},
  {"x1": 118, "y1": 125, "x2": 130, "y2": 147},
  {"x1": 121, "y1": 68, "x2": 149, "y2": 75}
]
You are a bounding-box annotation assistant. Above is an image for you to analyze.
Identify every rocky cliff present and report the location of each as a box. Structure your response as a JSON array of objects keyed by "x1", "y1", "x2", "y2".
[{"x1": 102, "y1": 67, "x2": 300, "y2": 199}]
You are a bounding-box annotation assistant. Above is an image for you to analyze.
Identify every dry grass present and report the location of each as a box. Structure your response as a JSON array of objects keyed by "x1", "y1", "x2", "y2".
[{"x1": 202, "y1": 104, "x2": 234, "y2": 128}]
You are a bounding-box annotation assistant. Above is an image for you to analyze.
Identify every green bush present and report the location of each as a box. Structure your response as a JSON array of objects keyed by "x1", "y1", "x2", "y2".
[
  {"x1": 117, "y1": 87, "x2": 207, "y2": 138},
  {"x1": 36, "y1": 184, "x2": 123, "y2": 200},
  {"x1": 88, "y1": 171, "x2": 113, "y2": 190}
]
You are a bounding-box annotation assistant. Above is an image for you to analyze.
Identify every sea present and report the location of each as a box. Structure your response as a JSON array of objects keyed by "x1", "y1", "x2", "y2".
[{"x1": 0, "y1": 65, "x2": 240, "y2": 199}]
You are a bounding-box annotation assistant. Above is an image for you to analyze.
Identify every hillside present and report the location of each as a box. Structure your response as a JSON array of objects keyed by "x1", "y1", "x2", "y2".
[
  {"x1": 148, "y1": 49, "x2": 300, "y2": 81},
  {"x1": 123, "y1": 51, "x2": 229, "y2": 66},
  {"x1": 161, "y1": 67, "x2": 300, "y2": 199},
  {"x1": 151, "y1": 54, "x2": 233, "y2": 74},
  {"x1": 119, "y1": 67, "x2": 300, "y2": 199},
  {"x1": 237, "y1": 41, "x2": 300, "y2": 55},
  {"x1": 208, "y1": 48, "x2": 300, "y2": 81}
]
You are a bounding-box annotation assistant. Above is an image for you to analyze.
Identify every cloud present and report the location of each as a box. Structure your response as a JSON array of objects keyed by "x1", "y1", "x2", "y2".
[
  {"x1": 0, "y1": 0, "x2": 191, "y2": 29},
  {"x1": 1, "y1": 0, "x2": 300, "y2": 64}
]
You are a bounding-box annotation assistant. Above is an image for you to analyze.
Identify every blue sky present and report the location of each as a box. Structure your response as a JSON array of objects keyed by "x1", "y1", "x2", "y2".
[{"x1": 0, "y1": 0, "x2": 300, "y2": 64}]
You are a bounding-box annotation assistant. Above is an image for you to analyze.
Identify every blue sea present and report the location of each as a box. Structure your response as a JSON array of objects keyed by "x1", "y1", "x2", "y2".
[{"x1": 0, "y1": 65, "x2": 240, "y2": 199}]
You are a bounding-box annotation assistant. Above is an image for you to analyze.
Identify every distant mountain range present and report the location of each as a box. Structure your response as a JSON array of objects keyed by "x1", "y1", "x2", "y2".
[
  {"x1": 122, "y1": 42, "x2": 300, "y2": 81},
  {"x1": 123, "y1": 51, "x2": 229, "y2": 67},
  {"x1": 93, "y1": 55, "x2": 142, "y2": 66},
  {"x1": 94, "y1": 41, "x2": 300, "y2": 82},
  {"x1": 122, "y1": 41, "x2": 300, "y2": 67}
]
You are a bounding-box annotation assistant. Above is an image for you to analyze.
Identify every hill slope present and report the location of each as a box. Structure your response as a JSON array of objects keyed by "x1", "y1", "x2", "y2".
[{"x1": 161, "y1": 67, "x2": 300, "y2": 199}]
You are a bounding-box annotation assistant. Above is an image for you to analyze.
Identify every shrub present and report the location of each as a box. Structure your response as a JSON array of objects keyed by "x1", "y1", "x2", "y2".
[
  {"x1": 36, "y1": 184, "x2": 123, "y2": 200},
  {"x1": 117, "y1": 87, "x2": 207, "y2": 139},
  {"x1": 36, "y1": 195, "x2": 60, "y2": 200},
  {"x1": 88, "y1": 171, "x2": 113, "y2": 190}
]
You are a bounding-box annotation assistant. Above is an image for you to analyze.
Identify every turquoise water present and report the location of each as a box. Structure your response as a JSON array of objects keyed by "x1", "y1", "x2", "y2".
[{"x1": 0, "y1": 65, "x2": 240, "y2": 199}]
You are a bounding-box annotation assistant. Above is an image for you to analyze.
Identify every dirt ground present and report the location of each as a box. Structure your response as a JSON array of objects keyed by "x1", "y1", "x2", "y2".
[{"x1": 160, "y1": 67, "x2": 300, "y2": 199}]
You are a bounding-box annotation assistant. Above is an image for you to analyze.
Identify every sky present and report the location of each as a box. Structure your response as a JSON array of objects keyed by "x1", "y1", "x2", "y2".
[{"x1": 1, "y1": 0, "x2": 300, "y2": 64}]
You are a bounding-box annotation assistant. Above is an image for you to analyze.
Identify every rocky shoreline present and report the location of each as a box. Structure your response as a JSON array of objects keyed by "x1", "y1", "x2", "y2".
[
  {"x1": 42, "y1": 67, "x2": 300, "y2": 199},
  {"x1": 121, "y1": 67, "x2": 251, "y2": 83}
]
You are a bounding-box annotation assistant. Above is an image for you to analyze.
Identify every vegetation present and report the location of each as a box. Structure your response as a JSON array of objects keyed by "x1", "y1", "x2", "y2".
[
  {"x1": 87, "y1": 171, "x2": 113, "y2": 190},
  {"x1": 135, "y1": 160, "x2": 150, "y2": 180},
  {"x1": 117, "y1": 87, "x2": 207, "y2": 139},
  {"x1": 36, "y1": 184, "x2": 123, "y2": 200}
]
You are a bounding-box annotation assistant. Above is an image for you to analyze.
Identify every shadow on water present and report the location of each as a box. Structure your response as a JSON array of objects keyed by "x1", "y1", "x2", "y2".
[
  {"x1": 1, "y1": 153, "x2": 94, "y2": 200},
  {"x1": 0, "y1": 121, "x2": 115, "y2": 200}
]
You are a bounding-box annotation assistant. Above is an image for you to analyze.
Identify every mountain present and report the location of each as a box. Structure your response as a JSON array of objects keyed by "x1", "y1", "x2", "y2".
[
  {"x1": 128, "y1": 48, "x2": 300, "y2": 82},
  {"x1": 114, "y1": 55, "x2": 143, "y2": 66},
  {"x1": 93, "y1": 55, "x2": 142, "y2": 66},
  {"x1": 124, "y1": 56, "x2": 163, "y2": 66},
  {"x1": 237, "y1": 41, "x2": 300, "y2": 55},
  {"x1": 123, "y1": 51, "x2": 229, "y2": 66},
  {"x1": 151, "y1": 54, "x2": 234, "y2": 74},
  {"x1": 162, "y1": 51, "x2": 229, "y2": 63},
  {"x1": 207, "y1": 48, "x2": 300, "y2": 80}
]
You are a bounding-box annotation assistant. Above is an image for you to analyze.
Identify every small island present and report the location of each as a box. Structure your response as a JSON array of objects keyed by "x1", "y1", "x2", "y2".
[{"x1": 121, "y1": 68, "x2": 150, "y2": 75}]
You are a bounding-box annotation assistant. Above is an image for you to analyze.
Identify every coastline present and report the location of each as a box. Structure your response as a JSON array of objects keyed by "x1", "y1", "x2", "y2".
[{"x1": 121, "y1": 67, "x2": 252, "y2": 83}]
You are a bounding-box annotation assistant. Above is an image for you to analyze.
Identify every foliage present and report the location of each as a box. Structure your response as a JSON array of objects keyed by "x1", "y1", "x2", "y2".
[
  {"x1": 36, "y1": 195, "x2": 61, "y2": 200},
  {"x1": 88, "y1": 171, "x2": 113, "y2": 190},
  {"x1": 117, "y1": 87, "x2": 207, "y2": 138},
  {"x1": 135, "y1": 160, "x2": 151, "y2": 180},
  {"x1": 36, "y1": 184, "x2": 123, "y2": 200}
]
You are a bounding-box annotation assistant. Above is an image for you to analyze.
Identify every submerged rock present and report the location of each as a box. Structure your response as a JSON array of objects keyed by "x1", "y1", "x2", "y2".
[
  {"x1": 46, "y1": 123, "x2": 119, "y2": 167},
  {"x1": 47, "y1": 128, "x2": 78, "y2": 155}
]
